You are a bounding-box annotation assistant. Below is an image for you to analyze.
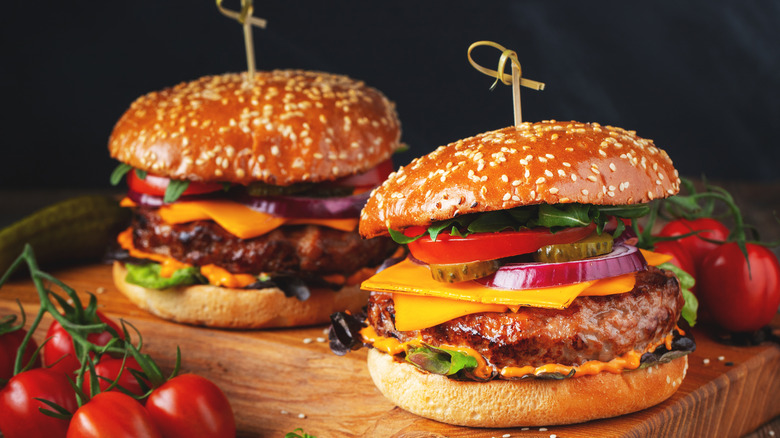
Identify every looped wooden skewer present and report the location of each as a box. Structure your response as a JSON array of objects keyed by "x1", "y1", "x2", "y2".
[
  {"x1": 216, "y1": 0, "x2": 268, "y2": 86},
  {"x1": 467, "y1": 41, "x2": 545, "y2": 125}
]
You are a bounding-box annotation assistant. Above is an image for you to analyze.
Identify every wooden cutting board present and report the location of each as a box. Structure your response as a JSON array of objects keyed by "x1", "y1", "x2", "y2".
[{"x1": 1, "y1": 263, "x2": 778, "y2": 438}]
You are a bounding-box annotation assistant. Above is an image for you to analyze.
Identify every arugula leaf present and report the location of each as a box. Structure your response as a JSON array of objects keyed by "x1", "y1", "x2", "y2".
[
  {"x1": 124, "y1": 263, "x2": 204, "y2": 289},
  {"x1": 134, "y1": 169, "x2": 147, "y2": 179},
  {"x1": 466, "y1": 210, "x2": 518, "y2": 234},
  {"x1": 534, "y1": 204, "x2": 592, "y2": 228},
  {"x1": 658, "y1": 262, "x2": 698, "y2": 326},
  {"x1": 388, "y1": 227, "x2": 424, "y2": 244},
  {"x1": 110, "y1": 163, "x2": 133, "y2": 186},
  {"x1": 388, "y1": 202, "x2": 648, "y2": 245},
  {"x1": 163, "y1": 180, "x2": 190, "y2": 203}
]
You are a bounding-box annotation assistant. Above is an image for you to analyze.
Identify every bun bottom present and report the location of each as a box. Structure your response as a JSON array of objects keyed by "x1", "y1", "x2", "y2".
[
  {"x1": 113, "y1": 262, "x2": 368, "y2": 328},
  {"x1": 367, "y1": 348, "x2": 688, "y2": 428}
]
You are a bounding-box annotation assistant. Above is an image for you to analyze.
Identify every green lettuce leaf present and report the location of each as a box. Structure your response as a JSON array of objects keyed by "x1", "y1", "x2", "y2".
[
  {"x1": 124, "y1": 263, "x2": 204, "y2": 289},
  {"x1": 405, "y1": 344, "x2": 478, "y2": 375},
  {"x1": 658, "y1": 262, "x2": 698, "y2": 327},
  {"x1": 164, "y1": 180, "x2": 190, "y2": 204},
  {"x1": 110, "y1": 163, "x2": 133, "y2": 186}
]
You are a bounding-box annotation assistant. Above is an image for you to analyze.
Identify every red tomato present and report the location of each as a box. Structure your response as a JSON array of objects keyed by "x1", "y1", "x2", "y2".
[
  {"x1": 83, "y1": 356, "x2": 147, "y2": 397},
  {"x1": 127, "y1": 172, "x2": 223, "y2": 197},
  {"x1": 0, "y1": 329, "x2": 40, "y2": 382},
  {"x1": 67, "y1": 392, "x2": 161, "y2": 438},
  {"x1": 43, "y1": 311, "x2": 122, "y2": 377},
  {"x1": 146, "y1": 374, "x2": 235, "y2": 438},
  {"x1": 0, "y1": 368, "x2": 77, "y2": 438},
  {"x1": 407, "y1": 224, "x2": 596, "y2": 264},
  {"x1": 653, "y1": 240, "x2": 697, "y2": 291},
  {"x1": 331, "y1": 158, "x2": 394, "y2": 188},
  {"x1": 657, "y1": 218, "x2": 730, "y2": 271},
  {"x1": 698, "y1": 243, "x2": 780, "y2": 332}
]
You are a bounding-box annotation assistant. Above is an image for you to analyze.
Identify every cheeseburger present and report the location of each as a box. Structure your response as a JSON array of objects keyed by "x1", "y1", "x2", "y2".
[
  {"x1": 330, "y1": 120, "x2": 696, "y2": 427},
  {"x1": 109, "y1": 70, "x2": 401, "y2": 328}
]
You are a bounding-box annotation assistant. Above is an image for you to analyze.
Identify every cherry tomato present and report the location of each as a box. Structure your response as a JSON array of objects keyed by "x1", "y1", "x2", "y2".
[
  {"x1": 127, "y1": 171, "x2": 224, "y2": 197},
  {"x1": 652, "y1": 240, "x2": 697, "y2": 292},
  {"x1": 43, "y1": 311, "x2": 122, "y2": 377},
  {"x1": 0, "y1": 368, "x2": 77, "y2": 438},
  {"x1": 657, "y1": 218, "x2": 730, "y2": 271},
  {"x1": 407, "y1": 223, "x2": 597, "y2": 264},
  {"x1": 67, "y1": 391, "x2": 161, "y2": 438},
  {"x1": 83, "y1": 356, "x2": 147, "y2": 397},
  {"x1": 0, "y1": 328, "x2": 40, "y2": 382},
  {"x1": 698, "y1": 243, "x2": 780, "y2": 332},
  {"x1": 146, "y1": 374, "x2": 236, "y2": 438},
  {"x1": 331, "y1": 158, "x2": 394, "y2": 188}
]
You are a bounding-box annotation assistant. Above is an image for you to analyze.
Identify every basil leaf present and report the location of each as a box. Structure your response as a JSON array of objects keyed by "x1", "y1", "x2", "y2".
[
  {"x1": 110, "y1": 163, "x2": 133, "y2": 186},
  {"x1": 388, "y1": 227, "x2": 424, "y2": 244},
  {"x1": 134, "y1": 169, "x2": 147, "y2": 179},
  {"x1": 124, "y1": 263, "x2": 203, "y2": 289},
  {"x1": 658, "y1": 262, "x2": 698, "y2": 326},
  {"x1": 163, "y1": 180, "x2": 190, "y2": 203}
]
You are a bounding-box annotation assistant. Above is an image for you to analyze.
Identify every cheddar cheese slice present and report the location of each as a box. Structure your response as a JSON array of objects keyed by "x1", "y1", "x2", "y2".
[{"x1": 158, "y1": 200, "x2": 358, "y2": 239}]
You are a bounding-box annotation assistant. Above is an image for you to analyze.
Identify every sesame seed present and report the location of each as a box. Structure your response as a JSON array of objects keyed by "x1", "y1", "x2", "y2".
[
  {"x1": 270, "y1": 145, "x2": 280, "y2": 156},
  {"x1": 539, "y1": 428, "x2": 548, "y2": 432},
  {"x1": 718, "y1": 356, "x2": 725, "y2": 361},
  {"x1": 535, "y1": 177, "x2": 546, "y2": 184},
  {"x1": 703, "y1": 358, "x2": 710, "y2": 364},
  {"x1": 303, "y1": 338, "x2": 313, "y2": 344},
  {"x1": 501, "y1": 174, "x2": 509, "y2": 183},
  {"x1": 298, "y1": 413, "x2": 306, "y2": 419},
  {"x1": 549, "y1": 188, "x2": 559, "y2": 194},
  {"x1": 503, "y1": 193, "x2": 511, "y2": 201},
  {"x1": 503, "y1": 435, "x2": 511, "y2": 438},
  {"x1": 316, "y1": 337, "x2": 326, "y2": 343},
  {"x1": 281, "y1": 410, "x2": 288, "y2": 415},
  {"x1": 582, "y1": 189, "x2": 589, "y2": 195},
  {"x1": 609, "y1": 163, "x2": 617, "y2": 172},
  {"x1": 587, "y1": 175, "x2": 598, "y2": 182}
]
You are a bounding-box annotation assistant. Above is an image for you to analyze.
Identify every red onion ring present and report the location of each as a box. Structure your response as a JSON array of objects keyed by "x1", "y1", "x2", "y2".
[
  {"x1": 234, "y1": 192, "x2": 369, "y2": 219},
  {"x1": 476, "y1": 244, "x2": 647, "y2": 290},
  {"x1": 126, "y1": 189, "x2": 369, "y2": 219}
]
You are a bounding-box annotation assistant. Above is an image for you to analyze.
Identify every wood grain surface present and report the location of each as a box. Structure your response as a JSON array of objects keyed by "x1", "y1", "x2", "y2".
[{"x1": 1, "y1": 263, "x2": 778, "y2": 438}]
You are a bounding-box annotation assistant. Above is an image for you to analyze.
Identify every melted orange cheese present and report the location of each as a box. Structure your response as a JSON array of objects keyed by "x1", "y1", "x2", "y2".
[
  {"x1": 500, "y1": 350, "x2": 643, "y2": 378},
  {"x1": 640, "y1": 249, "x2": 674, "y2": 266},
  {"x1": 200, "y1": 264, "x2": 256, "y2": 289},
  {"x1": 158, "y1": 200, "x2": 358, "y2": 239}
]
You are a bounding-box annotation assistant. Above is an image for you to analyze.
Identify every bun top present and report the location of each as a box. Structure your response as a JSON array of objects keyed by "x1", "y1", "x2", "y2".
[
  {"x1": 109, "y1": 70, "x2": 401, "y2": 185},
  {"x1": 360, "y1": 120, "x2": 680, "y2": 238}
]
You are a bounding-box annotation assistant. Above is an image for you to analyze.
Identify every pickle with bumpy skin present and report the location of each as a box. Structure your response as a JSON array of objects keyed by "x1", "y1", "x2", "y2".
[
  {"x1": 534, "y1": 232, "x2": 613, "y2": 263},
  {"x1": 0, "y1": 195, "x2": 130, "y2": 274},
  {"x1": 429, "y1": 259, "x2": 501, "y2": 283}
]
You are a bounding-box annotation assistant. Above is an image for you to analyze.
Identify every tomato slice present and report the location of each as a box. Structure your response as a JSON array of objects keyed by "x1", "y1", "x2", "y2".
[
  {"x1": 331, "y1": 159, "x2": 394, "y2": 188},
  {"x1": 407, "y1": 223, "x2": 597, "y2": 264},
  {"x1": 127, "y1": 172, "x2": 224, "y2": 197}
]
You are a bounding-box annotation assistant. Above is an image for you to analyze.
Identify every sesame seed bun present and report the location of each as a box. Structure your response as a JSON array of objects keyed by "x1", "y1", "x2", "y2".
[
  {"x1": 113, "y1": 262, "x2": 368, "y2": 328},
  {"x1": 366, "y1": 348, "x2": 688, "y2": 428},
  {"x1": 360, "y1": 120, "x2": 680, "y2": 238},
  {"x1": 109, "y1": 70, "x2": 401, "y2": 186}
]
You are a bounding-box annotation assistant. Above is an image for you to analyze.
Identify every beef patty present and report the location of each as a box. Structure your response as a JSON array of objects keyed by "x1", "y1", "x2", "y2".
[
  {"x1": 367, "y1": 266, "x2": 683, "y2": 369},
  {"x1": 131, "y1": 208, "x2": 397, "y2": 276}
]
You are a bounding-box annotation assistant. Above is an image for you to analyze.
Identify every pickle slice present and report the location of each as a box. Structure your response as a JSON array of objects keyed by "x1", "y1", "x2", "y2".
[
  {"x1": 429, "y1": 260, "x2": 501, "y2": 283},
  {"x1": 534, "y1": 232, "x2": 614, "y2": 263}
]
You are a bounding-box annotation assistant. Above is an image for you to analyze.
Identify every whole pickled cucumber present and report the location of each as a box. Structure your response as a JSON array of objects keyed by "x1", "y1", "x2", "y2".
[
  {"x1": 534, "y1": 232, "x2": 614, "y2": 263},
  {"x1": 429, "y1": 259, "x2": 501, "y2": 283},
  {"x1": 0, "y1": 195, "x2": 131, "y2": 274}
]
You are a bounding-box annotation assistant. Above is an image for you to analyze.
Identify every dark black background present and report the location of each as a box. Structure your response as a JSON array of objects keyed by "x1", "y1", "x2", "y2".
[{"x1": 1, "y1": 1, "x2": 778, "y2": 189}]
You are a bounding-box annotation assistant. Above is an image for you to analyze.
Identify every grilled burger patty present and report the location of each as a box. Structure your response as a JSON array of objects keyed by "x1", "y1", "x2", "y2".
[
  {"x1": 131, "y1": 208, "x2": 397, "y2": 276},
  {"x1": 367, "y1": 266, "x2": 683, "y2": 370}
]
